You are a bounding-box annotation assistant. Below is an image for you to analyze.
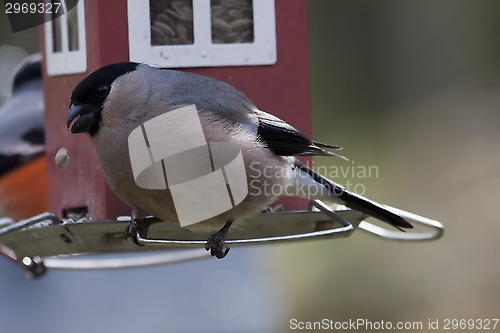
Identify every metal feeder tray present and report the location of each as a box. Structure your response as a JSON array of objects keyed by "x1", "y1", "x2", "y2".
[{"x1": 0, "y1": 200, "x2": 443, "y2": 279}]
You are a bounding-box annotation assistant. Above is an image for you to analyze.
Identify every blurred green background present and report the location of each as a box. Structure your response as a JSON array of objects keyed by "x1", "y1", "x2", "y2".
[
  {"x1": 1, "y1": 0, "x2": 500, "y2": 332},
  {"x1": 274, "y1": 0, "x2": 500, "y2": 330}
]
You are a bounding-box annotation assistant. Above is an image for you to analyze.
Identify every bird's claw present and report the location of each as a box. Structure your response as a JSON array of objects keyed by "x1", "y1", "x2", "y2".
[
  {"x1": 125, "y1": 218, "x2": 144, "y2": 246},
  {"x1": 205, "y1": 233, "x2": 230, "y2": 259},
  {"x1": 205, "y1": 220, "x2": 233, "y2": 259},
  {"x1": 125, "y1": 211, "x2": 160, "y2": 247}
]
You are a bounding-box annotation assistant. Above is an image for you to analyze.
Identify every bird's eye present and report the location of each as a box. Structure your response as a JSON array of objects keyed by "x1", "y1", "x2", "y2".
[{"x1": 95, "y1": 84, "x2": 110, "y2": 98}]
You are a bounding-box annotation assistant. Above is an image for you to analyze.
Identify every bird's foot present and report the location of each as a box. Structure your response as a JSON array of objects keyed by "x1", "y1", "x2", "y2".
[
  {"x1": 125, "y1": 219, "x2": 145, "y2": 247},
  {"x1": 205, "y1": 220, "x2": 233, "y2": 259},
  {"x1": 125, "y1": 211, "x2": 161, "y2": 246}
]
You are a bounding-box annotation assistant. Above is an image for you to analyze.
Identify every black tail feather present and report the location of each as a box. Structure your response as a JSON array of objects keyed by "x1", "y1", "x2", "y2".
[{"x1": 294, "y1": 161, "x2": 413, "y2": 230}]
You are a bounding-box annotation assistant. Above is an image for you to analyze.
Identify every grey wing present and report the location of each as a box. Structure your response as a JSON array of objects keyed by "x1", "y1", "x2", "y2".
[
  {"x1": 162, "y1": 69, "x2": 260, "y2": 131},
  {"x1": 162, "y1": 69, "x2": 343, "y2": 158}
]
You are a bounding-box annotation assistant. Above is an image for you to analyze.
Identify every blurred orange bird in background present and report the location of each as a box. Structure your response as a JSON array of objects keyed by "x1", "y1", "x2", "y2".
[{"x1": 0, "y1": 55, "x2": 47, "y2": 222}]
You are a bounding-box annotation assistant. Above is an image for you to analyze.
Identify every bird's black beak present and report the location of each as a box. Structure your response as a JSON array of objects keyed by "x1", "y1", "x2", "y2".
[{"x1": 67, "y1": 104, "x2": 100, "y2": 134}]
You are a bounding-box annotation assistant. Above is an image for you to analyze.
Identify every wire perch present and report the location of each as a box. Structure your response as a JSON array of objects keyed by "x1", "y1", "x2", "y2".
[{"x1": 0, "y1": 200, "x2": 443, "y2": 278}]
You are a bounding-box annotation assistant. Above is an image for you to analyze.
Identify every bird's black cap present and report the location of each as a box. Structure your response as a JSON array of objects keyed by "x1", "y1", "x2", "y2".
[
  {"x1": 70, "y1": 62, "x2": 139, "y2": 108},
  {"x1": 68, "y1": 62, "x2": 140, "y2": 136}
]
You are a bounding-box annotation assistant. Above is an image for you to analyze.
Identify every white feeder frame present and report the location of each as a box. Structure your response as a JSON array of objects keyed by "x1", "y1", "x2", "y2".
[
  {"x1": 128, "y1": 0, "x2": 277, "y2": 68},
  {"x1": 44, "y1": 0, "x2": 87, "y2": 76}
]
